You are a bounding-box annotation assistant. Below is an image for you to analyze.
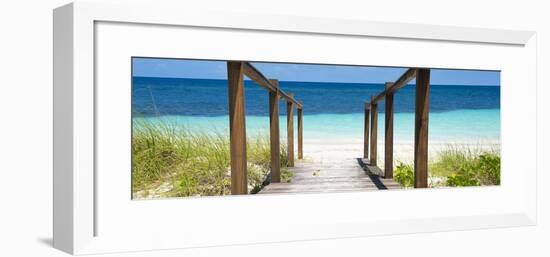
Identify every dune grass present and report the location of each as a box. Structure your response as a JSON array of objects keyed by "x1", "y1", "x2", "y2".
[
  {"x1": 394, "y1": 144, "x2": 500, "y2": 188},
  {"x1": 132, "y1": 119, "x2": 292, "y2": 198}
]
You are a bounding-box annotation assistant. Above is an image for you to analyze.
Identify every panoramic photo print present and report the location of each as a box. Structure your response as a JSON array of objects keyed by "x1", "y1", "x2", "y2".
[{"x1": 131, "y1": 58, "x2": 500, "y2": 199}]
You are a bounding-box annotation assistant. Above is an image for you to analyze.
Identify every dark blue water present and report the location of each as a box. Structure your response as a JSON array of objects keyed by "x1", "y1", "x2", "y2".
[{"x1": 132, "y1": 77, "x2": 500, "y2": 117}]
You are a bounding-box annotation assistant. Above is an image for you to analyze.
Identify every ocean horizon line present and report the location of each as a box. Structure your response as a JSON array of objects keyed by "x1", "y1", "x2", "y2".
[
  {"x1": 133, "y1": 108, "x2": 501, "y2": 118},
  {"x1": 132, "y1": 76, "x2": 501, "y2": 87}
]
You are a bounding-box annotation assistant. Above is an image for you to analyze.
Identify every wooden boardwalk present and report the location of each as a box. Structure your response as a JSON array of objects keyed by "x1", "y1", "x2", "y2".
[
  {"x1": 260, "y1": 158, "x2": 401, "y2": 194},
  {"x1": 222, "y1": 62, "x2": 431, "y2": 194}
]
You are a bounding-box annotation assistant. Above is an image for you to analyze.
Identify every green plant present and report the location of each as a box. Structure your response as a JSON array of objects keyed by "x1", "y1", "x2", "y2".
[
  {"x1": 425, "y1": 145, "x2": 500, "y2": 187},
  {"x1": 442, "y1": 152, "x2": 500, "y2": 187},
  {"x1": 393, "y1": 146, "x2": 501, "y2": 188},
  {"x1": 281, "y1": 168, "x2": 294, "y2": 182},
  {"x1": 394, "y1": 162, "x2": 414, "y2": 188},
  {"x1": 446, "y1": 168, "x2": 480, "y2": 187},
  {"x1": 429, "y1": 145, "x2": 480, "y2": 178},
  {"x1": 132, "y1": 119, "x2": 291, "y2": 198},
  {"x1": 476, "y1": 153, "x2": 500, "y2": 185}
]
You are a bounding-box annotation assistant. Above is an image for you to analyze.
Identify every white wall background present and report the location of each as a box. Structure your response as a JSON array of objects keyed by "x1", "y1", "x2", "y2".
[{"x1": 0, "y1": 0, "x2": 547, "y2": 256}]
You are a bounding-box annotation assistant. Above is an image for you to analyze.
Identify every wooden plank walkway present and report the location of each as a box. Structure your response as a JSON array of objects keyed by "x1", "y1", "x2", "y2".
[{"x1": 259, "y1": 158, "x2": 401, "y2": 194}]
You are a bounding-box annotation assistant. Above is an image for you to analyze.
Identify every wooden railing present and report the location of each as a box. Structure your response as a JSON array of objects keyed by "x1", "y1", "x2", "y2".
[
  {"x1": 227, "y1": 61, "x2": 303, "y2": 194},
  {"x1": 228, "y1": 61, "x2": 430, "y2": 192},
  {"x1": 364, "y1": 68, "x2": 431, "y2": 188}
]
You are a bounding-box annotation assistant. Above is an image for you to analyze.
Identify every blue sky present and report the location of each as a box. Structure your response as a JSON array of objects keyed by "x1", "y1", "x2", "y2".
[{"x1": 132, "y1": 58, "x2": 500, "y2": 86}]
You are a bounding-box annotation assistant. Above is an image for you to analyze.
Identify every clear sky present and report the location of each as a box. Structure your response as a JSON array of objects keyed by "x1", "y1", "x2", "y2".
[{"x1": 132, "y1": 58, "x2": 500, "y2": 86}]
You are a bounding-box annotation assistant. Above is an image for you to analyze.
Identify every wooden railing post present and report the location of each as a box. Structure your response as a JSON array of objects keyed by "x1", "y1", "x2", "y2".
[
  {"x1": 414, "y1": 69, "x2": 430, "y2": 188},
  {"x1": 297, "y1": 105, "x2": 303, "y2": 159},
  {"x1": 370, "y1": 99, "x2": 378, "y2": 166},
  {"x1": 384, "y1": 82, "x2": 394, "y2": 178},
  {"x1": 287, "y1": 93, "x2": 295, "y2": 167},
  {"x1": 227, "y1": 61, "x2": 248, "y2": 194},
  {"x1": 269, "y1": 79, "x2": 281, "y2": 183},
  {"x1": 364, "y1": 103, "x2": 370, "y2": 159}
]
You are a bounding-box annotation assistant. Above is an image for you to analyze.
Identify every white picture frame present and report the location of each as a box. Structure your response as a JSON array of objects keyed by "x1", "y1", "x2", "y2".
[{"x1": 53, "y1": 1, "x2": 538, "y2": 255}]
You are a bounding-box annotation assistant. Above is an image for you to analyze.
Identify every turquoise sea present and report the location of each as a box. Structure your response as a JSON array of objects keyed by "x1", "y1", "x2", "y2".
[{"x1": 132, "y1": 77, "x2": 500, "y2": 143}]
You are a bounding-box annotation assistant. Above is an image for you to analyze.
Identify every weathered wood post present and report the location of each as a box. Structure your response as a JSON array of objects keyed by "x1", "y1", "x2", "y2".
[
  {"x1": 297, "y1": 105, "x2": 303, "y2": 159},
  {"x1": 414, "y1": 69, "x2": 430, "y2": 188},
  {"x1": 370, "y1": 98, "x2": 378, "y2": 166},
  {"x1": 364, "y1": 103, "x2": 370, "y2": 159},
  {"x1": 269, "y1": 79, "x2": 281, "y2": 183},
  {"x1": 384, "y1": 82, "x2": 395, "y2": 178},
  {"x1": 227, "y1": 61, "x2": 248, "y2": 194},
  {"x1": 287, "y1": 93, "x2": 295, "y2": 167}
]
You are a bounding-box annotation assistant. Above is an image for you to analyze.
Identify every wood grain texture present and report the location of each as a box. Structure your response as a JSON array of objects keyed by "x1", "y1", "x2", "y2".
[
  {"x1": 227, "y1": 61, "x2": 248, "y2": 194},
  {"x1": 414, "y1": 69, "x2": 430, "y2": 188},
  {"x1": 280, "y1": 90, "x2": 303, "y2": 109},
  {"x1": 297, "y1": 106, "x2": 303, "y2": 159},
  {"x1": 287, "y1": 94, "x2": 295, "y2": 167},
  {"x1": 371, "y1": 68, "x2": 417, "y2": 103},
  {"x1": 364, "y1": 103, "x2": 370, "y2": 159},
  {"x1": 243, "y1": 62, "x2": 276, "y2": 92},
  {"x1": 269, "y1": 79, "x2": 281, "y2": 183},
  {"x1": 384, "y1": 82, "x2": 394, "y2": 178},
  {"x1": 243, "y1": 62, "x2": 302, "y2": 108},
  {"x1": 259, "y1": 159, "x2": 401, "y2": 194},
  {"x1": 370, "y1": 101, "x2": 378, "y2": 166}
]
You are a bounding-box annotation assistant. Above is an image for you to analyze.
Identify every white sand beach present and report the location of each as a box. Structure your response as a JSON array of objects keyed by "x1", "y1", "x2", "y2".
[{"x1": 301, "y1": 138, "x2": 500, "y2": 167}]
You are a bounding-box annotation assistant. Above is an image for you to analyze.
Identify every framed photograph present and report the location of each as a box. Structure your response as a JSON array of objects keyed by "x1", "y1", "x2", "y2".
[{"x1": 53, "y1": 1, "x2": 538, "y2": 255}]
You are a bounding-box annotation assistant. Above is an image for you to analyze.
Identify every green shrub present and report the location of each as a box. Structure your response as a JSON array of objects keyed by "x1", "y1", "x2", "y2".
[
  {"x1": 442, "y1": 151, "x2": 500, "y2": 187},
  {"x1": 429, "y1": 146, "x2": 479, "y2": 178},
  {"x1": 477, "y1": 153, "x2": 500, "y2": 185},
  {"x1": 394, "y1": 146, "x2": 501, "y2": 188},
  {"x1": 446, "y1": 169, "x2": 480, "y2": 187},
  {"x1": 281, "y1": 168, "x2": 294, "y2": 182},
  {"x1": 394, "y1": 162, "x2": 414, "y2": 188},
  {"x1": 132, "y1": 119, "x2": 290, "y2": 198}
]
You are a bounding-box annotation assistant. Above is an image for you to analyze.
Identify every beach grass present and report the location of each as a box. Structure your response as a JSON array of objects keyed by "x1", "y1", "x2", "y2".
[
  {"x1": 394, "y1": 144, "x2": 500, "y2": 188},
  {"x1": 132, "y1": 118, "x2": 500, "y2": 195},
  {"x1": 132, "y1": 119, "x2": 291, "y2": 198}
]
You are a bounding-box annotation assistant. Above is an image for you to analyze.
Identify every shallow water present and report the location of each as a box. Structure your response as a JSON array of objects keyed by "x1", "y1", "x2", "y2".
[
  {"x1": 133, "y1": 77, "x2": 500, "y2": 143},
  {"x1": 134, "y1": 108, "x2": 500, "y2": 143}
]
